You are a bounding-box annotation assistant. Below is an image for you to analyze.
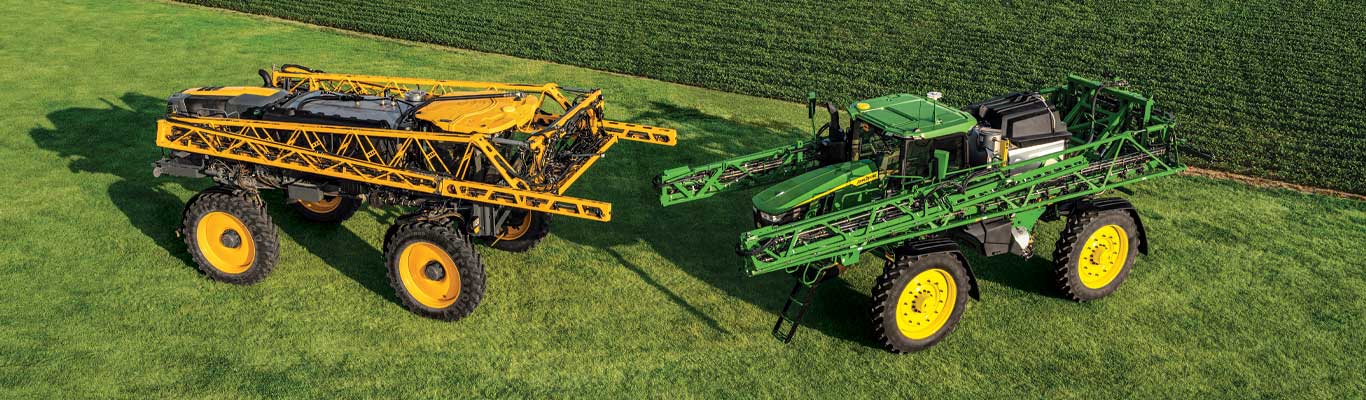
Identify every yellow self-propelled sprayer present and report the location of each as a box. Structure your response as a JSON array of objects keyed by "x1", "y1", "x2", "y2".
[{"x1": 154, "y1": 65, "x2": 675, "y2": 320}]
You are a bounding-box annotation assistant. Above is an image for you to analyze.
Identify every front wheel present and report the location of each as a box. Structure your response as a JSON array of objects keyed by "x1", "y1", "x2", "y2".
[
  {"x1": 182, "y1": 188, "x2": 279, "y2": 284},
  {"x1": 1052, "y1": 209, "x2": 1140, "y2": 301},
  {"x1": 870, "y1": 252, "x2": 971, "y2": 353},
  {"x1": 384, "y1": 220, "x2": 486, "y2": 321}
]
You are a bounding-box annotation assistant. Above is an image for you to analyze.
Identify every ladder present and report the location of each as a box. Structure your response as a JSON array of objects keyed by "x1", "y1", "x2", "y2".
[{"x1": 771, "y1": 276, "x2": 824, "y2": 343}]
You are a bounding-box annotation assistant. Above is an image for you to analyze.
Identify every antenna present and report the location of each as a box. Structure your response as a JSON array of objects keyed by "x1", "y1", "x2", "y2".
[
  {"x1": 927, "y1": 91, "x2": 942, "y2": 123},
  {"x1": 807, "y1": 92, "x2": 817, "y2": 138}
]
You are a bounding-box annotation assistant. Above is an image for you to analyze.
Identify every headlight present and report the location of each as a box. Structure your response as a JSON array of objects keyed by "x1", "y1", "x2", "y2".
[
  {"x1": 757, "y1": 210, "x2": 784, "y2": 223},
  {"x1": 753, "y1": 206, "x2": 807, "y2": 227}
]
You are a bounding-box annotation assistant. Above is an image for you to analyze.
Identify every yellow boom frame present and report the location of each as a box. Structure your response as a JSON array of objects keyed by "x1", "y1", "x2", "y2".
[{"x1": 156, "y1": 67, "x2": 677, "y2": 222}]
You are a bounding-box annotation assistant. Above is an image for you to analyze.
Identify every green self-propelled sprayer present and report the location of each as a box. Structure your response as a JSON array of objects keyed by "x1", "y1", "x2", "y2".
[{"x1": 655, "y1": 75, "x2": 1186, "y2": 353}]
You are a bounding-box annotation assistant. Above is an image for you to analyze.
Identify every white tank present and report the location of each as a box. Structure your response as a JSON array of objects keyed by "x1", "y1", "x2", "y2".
[
  {"x1": 1007, "y1": 140, "x2": 1066, "y2": 172},
  {"x1": 967, "y1": 125, "x2": 1066, "y2": 172}
]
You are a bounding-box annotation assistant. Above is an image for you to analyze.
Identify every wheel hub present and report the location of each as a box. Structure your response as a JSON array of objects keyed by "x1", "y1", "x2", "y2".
[
  {"x1": 219, "y1": 229, "x2": 242, "y2": 249},
  {"x1": 298, "y1": 196, "x2": 341, "y2": 213},
  {"x1": 893, "y1": 268, "x2": 958, "y2": 340},
  {"x1": 423, "y1": 261, "x2": 446, "y2": 281},
  {"x1": 196, "y1": 211, "x2": 255, "y2": 274},
  {"x1": 397, "y1": 241, "x2": 461, "y2": 309},
  {"x1": 1087, "y1": 241, "x2": 1113, "y2": 266},
  {"x1": 1078, "y1": 224, "x2": 1130, "y2": 289},
  {"x1": 497, "y1": 212, "x2": 533, "y2": 241},
  {"x1": 909, "y1": 290, "x2": 938, "y2": 314}
]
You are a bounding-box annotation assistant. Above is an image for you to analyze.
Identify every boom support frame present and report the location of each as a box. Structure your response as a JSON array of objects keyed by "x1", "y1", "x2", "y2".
[{"x1": 157, "y1": 66, "x2": 678, "y2": 222}]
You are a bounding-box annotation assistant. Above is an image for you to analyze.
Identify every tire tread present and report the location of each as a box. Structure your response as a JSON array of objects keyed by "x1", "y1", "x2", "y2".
[
  {"x1": 383, "y1": 219, "x2": 486, "y2": 321},
  {"x1": 870, "y1": 252, "x2": 970, "y2": 353},
  {"x1": 181, "y1": 187, "x2": 279, "y2": 285},
  {"x1": 1052, "y1": 206, "x2": 1139, "y2": 301}
]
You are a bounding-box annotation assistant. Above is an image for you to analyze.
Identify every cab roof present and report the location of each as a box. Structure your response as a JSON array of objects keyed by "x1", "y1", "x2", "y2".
[{"x1": 848, "y1": 93, "x2": 976, "y2": 140}]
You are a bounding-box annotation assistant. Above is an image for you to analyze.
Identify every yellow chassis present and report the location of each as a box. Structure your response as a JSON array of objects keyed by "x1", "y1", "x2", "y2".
[{"x1": 155, "y1": 67, "x2": 676, "y2": 222}]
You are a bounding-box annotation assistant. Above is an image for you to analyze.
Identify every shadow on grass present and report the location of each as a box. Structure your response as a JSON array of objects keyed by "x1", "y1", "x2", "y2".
[
  {"x1": 28, "y1": 94, "x2": 200, "y2": 267},
  {"x1": 964, "y1": 252, "x2": 1066, "y2": 300},
  {"x1": 554, "y1": 101, "x2": 881, "y2": 346},
  {"x1": 28, "y1": 93, "x2": 401, "y2": 307},
  {"x1": 603, "y1": 248, "x2": 731, "y2": 335},
  {"x1": 261, "y1": 191, "x2": 402, "y2": 305}
]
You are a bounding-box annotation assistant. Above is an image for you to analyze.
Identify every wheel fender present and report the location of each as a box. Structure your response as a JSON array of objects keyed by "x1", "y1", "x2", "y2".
[
  {"x1": 895, "y1": 238, "x2": 980, "y2": 300},
  {"x1": 1081, "y1": 198, "x2": 1149, "y2": 255}
]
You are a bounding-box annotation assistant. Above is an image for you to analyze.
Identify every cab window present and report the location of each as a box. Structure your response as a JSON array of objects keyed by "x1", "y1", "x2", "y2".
[{"x1": 898, "y1": 133, "x2": 965, "y2": 176}]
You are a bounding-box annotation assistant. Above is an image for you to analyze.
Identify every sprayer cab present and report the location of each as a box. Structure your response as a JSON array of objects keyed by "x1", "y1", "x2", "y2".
[
  {"x1": 824, "y1": 92, "x2": 988, "y2": 180},
  {"x1": 747, "y1": 93, "x2": 982, "y2": 223},
  {"x1": 808, "y1": 92, "x2": 975, "y2": 170},
  {"x1": 844, "y1": 93, "x2": 977, "y2": 176}
]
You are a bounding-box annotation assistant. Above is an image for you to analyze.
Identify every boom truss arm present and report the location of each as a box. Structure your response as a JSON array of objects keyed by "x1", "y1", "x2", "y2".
[
  {"x1": 155, "y1": 117, "x2": 614, "y2": 222},
  {"x1": 656, "y1": 140, "x2": 820, "y2": 206}
]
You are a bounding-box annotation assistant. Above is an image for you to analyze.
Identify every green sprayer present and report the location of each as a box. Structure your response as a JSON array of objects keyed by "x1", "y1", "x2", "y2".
[{"x1": 655, "y1": 75, "x2": 1186, "y2": 352}]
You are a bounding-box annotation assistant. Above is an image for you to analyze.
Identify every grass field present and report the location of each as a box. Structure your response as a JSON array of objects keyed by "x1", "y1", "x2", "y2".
[
  {"x1": 175, "y1": 0, "x2": 1366, "y2": 195},
  {"x1": 2, "y1": 0, "x2": 1364, "y2": 397}
]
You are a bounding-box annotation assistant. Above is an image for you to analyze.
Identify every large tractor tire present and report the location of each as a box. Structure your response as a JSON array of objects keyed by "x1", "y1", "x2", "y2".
[
  {"x1": 182, "y1": 188, "x2": 280, "y2": 285},
  {"x1": 383, "y1": 220, "x2": 486, "y2": 321},
  {"x1": 1052, "y1": 208, "x2": 1140, "y2": 301},
  {"x1": 289, "y1": 195, "x2": 362, "y2": 224},
  {"x1": 871, "y1": 252, "x2": 971, "y2": 353},
  {"x1": 488, "y1": 210, "x2": 550, "y2": 253}
]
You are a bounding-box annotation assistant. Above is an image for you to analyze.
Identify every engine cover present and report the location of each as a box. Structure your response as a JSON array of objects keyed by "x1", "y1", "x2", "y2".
[
  {"x1": 966, "y1": 92, "x2": 1069, "y2": 146},
  {"x1": 167, "y1": 86, "x2": 289, "y2": 118},
  {"x1": 168, "y1": 87, "x2": 414, "y2": 129},
  {"x1": 265, "y1": 91, "x2": 413, "y2": 129},
  {"x1": 412, "y1": 91, "x2": 542, "y2": 134}
]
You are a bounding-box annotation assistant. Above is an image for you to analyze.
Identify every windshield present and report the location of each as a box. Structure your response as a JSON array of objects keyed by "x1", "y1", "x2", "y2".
[
  {"x1": 848, "y1": 117, "x2": 967, "y2": 176},
  {"x1": 891, "y1": 133, "x2": 965, "y2": 177}
]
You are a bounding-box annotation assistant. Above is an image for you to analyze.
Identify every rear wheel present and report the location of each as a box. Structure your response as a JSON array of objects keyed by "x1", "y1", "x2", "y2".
[
  {"x1": 1053, "y1": 209, "x2": 1140, "y2": 301},
  {"x1": 289, "y1": 195, "x2": 361, "y2": 223},
  {"x1": 384, "y1": 220, "x2": 485, "y2": 321},
  {"x1": 488, "y1": 210, "x2": 550, "y2": 252},
  {"x1": 871, "y1": 252, "x2": 970, "y2": 353},
  {"x1": 182, "y1": 188, "x2": 279, "y2": 284}
]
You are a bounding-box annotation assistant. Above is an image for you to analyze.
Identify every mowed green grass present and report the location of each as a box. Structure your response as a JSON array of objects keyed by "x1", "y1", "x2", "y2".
[
  {"x1": 176, "y1": 0, "x2": 1366, "y2": 194},
  {"x1": 1, "y1": 1, "x2": 1364, "y2": 397}
]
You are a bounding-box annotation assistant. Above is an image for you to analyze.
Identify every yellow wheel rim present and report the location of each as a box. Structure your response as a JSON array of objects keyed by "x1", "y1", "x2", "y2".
[
  {"x1": 397, "y1": 241, "x2": 461, "y2": 308},
  {"x1": 894, "y1": 268, "x2": 958, "y2": 340},
  {"x1": 194, "y1": 211, "x2": 255, "y2": 274},
  {"x1": 298, "y1": 196, "x2": 342, "y2": 213},
  {"x1": 1078, "y1": 224, "x2": 1129, "y2": 289},
  {"x1": 496, "y1": 213, "x2": 533, "y2": 241}
]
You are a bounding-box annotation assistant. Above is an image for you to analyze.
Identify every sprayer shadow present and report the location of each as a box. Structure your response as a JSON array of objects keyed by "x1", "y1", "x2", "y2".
[{"x1": 30, "y1": 93, "x2": 401, "y2": 307}]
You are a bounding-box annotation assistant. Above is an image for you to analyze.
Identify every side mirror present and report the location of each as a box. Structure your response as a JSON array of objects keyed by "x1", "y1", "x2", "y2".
[
  {"x1": 807, "y1": 92, "x2": 817, "y2": 119},
  {"x1": 933, "y1": 150, "x2": 950, "y2": 180}
]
